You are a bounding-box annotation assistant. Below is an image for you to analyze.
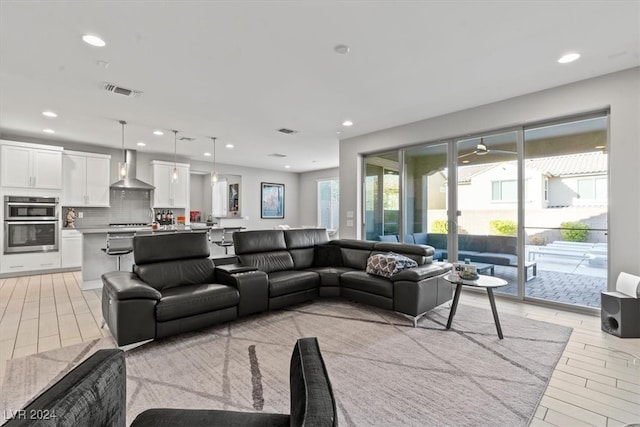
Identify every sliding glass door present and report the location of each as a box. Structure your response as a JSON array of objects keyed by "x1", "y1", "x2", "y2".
[
  {"x1": 361, "y1": 112, "x2": 608, "y2": 311},
  {"x1": 364, "y1": 152, "x2": 400, "y2": 241},
  {"x1": 523, "y1": 115, "x2": 608, "y2": 308},
  {"x1": 456, "y1": 131, "x2": 520, "y2": 294},
  {"x1": 403, "y1": 143, "x2": 449, "y2": 254}
]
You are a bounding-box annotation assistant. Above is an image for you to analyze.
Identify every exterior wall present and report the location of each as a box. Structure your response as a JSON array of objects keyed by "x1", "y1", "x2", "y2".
[{"x1": 340, "y1": 67, "x2": 640, "y2": 284}]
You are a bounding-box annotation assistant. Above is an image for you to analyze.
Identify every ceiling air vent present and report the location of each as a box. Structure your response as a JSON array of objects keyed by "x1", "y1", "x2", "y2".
[
  {"x1": 179, "y1": 137, "x2": 196, "y2": 142},
  {"x1": 277, "y1": 128, "x2": 298, "y2": 135},
  {"x1": 103, "y1": 82, "x2": 143, "y2": 98},
  {"x1": 268, "y1": 153, "x2": 287, "y2": 158}
]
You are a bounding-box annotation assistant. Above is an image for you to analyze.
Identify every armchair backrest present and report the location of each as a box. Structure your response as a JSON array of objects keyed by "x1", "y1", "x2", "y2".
[
  {"x1": 290, "y1": 337, "x2": 337, "y2": 426},
  {"x1": 4, "y1": 349, "x2": 126, "y2": 427}
]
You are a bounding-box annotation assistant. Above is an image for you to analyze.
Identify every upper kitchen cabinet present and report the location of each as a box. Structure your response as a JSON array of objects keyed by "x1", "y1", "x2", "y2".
[
  {"x1": 151, "y1": 160, "x2": 190, "y2": 208},
  {"x1": 62, "y1": 150, "x2": 111, "y2": 206},
  {"x1": 1, "y1": 140, "x2": 63, "y2": 190}
]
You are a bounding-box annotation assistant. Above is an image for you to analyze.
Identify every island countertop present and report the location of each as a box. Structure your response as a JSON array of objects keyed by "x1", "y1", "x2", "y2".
[{"x1": 74, "y1": 224, "x2": 216, "y2": 234}]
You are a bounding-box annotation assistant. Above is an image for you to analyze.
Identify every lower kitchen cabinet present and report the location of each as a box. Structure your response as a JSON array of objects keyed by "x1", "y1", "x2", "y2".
[
  {"x1": 0, "y1": 251, "x2": 61, "y2": 274},
  {"x1": 61, "y1": 229, "x2": 83, "y2": 268}
]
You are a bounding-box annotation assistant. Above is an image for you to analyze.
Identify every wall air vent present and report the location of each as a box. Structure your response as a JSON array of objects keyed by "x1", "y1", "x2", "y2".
[
  {"x1": 277, "y1": 128, "x2": 298, "y2": 134},
  {"x1": 268, "y1": 153, "x2": 287, "y2": 158},
  {"x1": 103, "y1": 82, "x2": 143, "y2": 98}
]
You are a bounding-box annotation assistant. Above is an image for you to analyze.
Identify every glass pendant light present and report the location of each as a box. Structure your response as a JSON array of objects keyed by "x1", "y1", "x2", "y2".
[
  {"x1": 210, "y1": 137, "x2": 218, "y2": 185},
  {"x1": 118, "y1": 120, "x2": 127, "y2": 179},
  {"x1": 171, "y1": 130, "x2": 179, "y2": 183}
]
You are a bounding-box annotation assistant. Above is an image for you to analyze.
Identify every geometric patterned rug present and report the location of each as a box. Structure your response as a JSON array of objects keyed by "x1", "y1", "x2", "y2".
[{"x1": 0, "y1": 299, "x2": 572, "y2": 426}]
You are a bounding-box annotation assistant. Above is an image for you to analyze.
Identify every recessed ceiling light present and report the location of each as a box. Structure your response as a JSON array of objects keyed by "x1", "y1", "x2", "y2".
[
  {"x1": 43, "y1": 129, "x2": 55, "y2": 134},
  {"x1": 137, "y1": 142, "x2": 146, "y2": 147},
  {"x1": 204, "y1": 152, "x2": 211, "y2": 157},
  {"x1": 558, "y1": 53, "x2": 580, "y2": 64},
  {"x1": 342, "y1": 120, "x2": 353, "y2": 127},
  {"x1": 595, "y1": 145, "x2": 606, "y2": 149},
  {"x1": 334, "y1": 44, "x2": 350, "y2": 55},
  {"x1": 284, "y1": 165, "x2": 291, "y2": 169},
  {"x1": 225, "y1": 144, "x2": 234, "y2": 149},
  {"x1": 461, "y1": 160, "x2": 470, "y2": 164},
  {"x1": 82, "y1": 34, "x2": 106, "y2": 47},
  {"x1": 42, "y1": 111, "x2": 57, "y2": 118},
  {"x1": 153, "y1": 130, "x2": 164, "y2": 136}
]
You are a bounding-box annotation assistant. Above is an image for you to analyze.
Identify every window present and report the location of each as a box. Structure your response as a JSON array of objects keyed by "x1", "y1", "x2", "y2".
[
  {"x1": 577, "y1": 176, "x2": 607, "y2": 201},
  {"x1": 317, "y1": 178, "x2": 339, "y2": 229},
  {"x1": 492, "y1": 180, "x2": 517, "y2": 201}
]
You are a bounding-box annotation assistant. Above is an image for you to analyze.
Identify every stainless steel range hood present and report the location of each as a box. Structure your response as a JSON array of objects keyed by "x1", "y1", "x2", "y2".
[{"x1": 110, "y1": 149, "x2": 155, "y2": 190}]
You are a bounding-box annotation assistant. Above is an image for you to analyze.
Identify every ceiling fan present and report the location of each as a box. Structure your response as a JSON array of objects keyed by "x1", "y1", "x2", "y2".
[{"x1": 458, "y1": 138, "x2": 516, "y2": 158}]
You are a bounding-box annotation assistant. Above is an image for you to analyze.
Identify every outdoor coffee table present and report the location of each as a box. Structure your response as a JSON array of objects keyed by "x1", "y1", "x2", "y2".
[{"x1": 443, "y1": 273, "x2": 509, "y2": 339}]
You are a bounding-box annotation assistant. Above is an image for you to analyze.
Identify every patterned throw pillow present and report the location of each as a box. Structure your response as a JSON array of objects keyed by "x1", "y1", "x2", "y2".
[{"x1": 366, "y1": 252, "x2": 418, "y2": 278}]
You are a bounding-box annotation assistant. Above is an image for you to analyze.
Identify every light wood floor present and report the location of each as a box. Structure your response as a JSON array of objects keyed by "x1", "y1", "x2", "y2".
[{"x1": 0, "y1": 272, "x2": 638, "y2": 426}]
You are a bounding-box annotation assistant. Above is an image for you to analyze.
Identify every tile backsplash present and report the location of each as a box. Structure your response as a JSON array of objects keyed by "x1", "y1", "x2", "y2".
[{"x1": 62, "y1": 189, "x2": 153, "y2": 228}]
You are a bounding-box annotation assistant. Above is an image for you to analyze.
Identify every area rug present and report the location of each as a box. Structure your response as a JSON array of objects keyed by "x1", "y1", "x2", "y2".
[{"x1": 1, "y1": 299, "x2": 572, "y2": 426}]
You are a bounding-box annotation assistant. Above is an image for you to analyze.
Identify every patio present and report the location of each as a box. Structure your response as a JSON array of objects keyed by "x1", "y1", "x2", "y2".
[{"x1": 491, "y1": 249, "x2": 607, "y2": 308}]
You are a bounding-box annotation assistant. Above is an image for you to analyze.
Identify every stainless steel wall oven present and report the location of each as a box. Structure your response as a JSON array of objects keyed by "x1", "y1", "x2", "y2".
[{"x1": 4, "y1": 196, "x2": 59, "y2": 254}]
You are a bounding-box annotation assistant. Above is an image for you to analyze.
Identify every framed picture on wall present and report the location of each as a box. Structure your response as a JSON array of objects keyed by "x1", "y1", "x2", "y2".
[{"x1": 261, "y1": 182, "x2": 285, "y2": 219}]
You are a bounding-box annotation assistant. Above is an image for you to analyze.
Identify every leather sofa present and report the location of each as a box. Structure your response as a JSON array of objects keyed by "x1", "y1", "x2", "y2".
[
  {"x1": 225, "y1": 228, "x2": 453, "y2": 326},
  {"x1": 4, "y1": 337, "x2": 336, "y2": 427},
  {"x1": 101, "y1": 232, "x2": 255, "y2": 346},
  {"x1": 102, "y1": 229, "x2": 452, "y2": 346}
]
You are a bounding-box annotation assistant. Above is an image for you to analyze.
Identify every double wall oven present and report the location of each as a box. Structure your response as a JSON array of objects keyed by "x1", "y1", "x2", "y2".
[{"x1": 4, "y1": 196, "x2": 59, "y2": 254}]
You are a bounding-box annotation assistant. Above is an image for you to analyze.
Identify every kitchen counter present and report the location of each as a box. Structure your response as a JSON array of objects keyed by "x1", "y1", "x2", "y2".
[{"x1": 75, "y1": 224, "x2": 214, "y2": 234}]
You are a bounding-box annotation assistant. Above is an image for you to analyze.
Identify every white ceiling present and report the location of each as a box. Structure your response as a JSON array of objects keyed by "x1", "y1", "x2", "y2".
[{"x1": 0, "y1": 1, "x2": 638, "y2": 173}]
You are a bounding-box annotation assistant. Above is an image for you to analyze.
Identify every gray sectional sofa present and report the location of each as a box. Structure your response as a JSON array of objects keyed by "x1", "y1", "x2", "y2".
[
  {"x1": 101, "y1": 229, "x2": 453, "y2": 346},
  {"x1": 410, "y1": 233, "x2": 518, "y2": 267}
]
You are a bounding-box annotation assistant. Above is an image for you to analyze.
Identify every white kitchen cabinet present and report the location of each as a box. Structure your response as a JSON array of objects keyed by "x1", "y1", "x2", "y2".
[
  {"x1": 151, "y1": 160, "x2": 190, "y2": 208},
  {"x1": 61, "y1": 229, "x2": 83, "y2": 268},
  {"x1": 62, "y1": 151, "x2": 111, "y2": 206},
  {"x1": 1, "y1": 141, "x2": 63, "y2": 189},
  {"x1": 0, "y1": 251, "x2": 61, "y2": 274}
]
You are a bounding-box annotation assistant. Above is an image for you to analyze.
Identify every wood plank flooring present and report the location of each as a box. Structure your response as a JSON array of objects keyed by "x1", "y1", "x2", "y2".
[{"x1": 1, "y1": 273, "x2": 638, "y2": 426}]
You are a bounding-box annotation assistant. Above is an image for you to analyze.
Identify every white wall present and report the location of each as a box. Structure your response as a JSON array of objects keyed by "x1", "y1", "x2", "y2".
[
  {"x1": 298, "y1": 167, "x2": 340, "y2": 228},
  {"x1": 340, "y1": 67, "x2": 640, "y2": 284}
]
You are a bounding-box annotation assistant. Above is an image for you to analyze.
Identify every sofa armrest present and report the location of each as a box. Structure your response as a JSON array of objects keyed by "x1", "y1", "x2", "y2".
[
  {"x1": 215, "y1": 267, "x2": 268, "y2": 316},
  {"x1": 215, "y1": 263, "x2": 258, "y2": 275},
  {"x1": 390, "y1": 262, "x2": 452, "y2": 282},
  {"x1": 102, "y1": 271, "x2": 162, "y2": 301}
]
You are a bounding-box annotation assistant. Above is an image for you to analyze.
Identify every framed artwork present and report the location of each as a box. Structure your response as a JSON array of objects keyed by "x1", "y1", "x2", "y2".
[{"x1": 261, "y1": 182, "x2": 285, "y2": 219}]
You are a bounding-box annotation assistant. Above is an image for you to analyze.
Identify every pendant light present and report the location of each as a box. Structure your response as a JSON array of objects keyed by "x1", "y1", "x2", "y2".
[
  {"x1": 118, "y1": 120, "x2": 127, "y2": 179},
  {"x1": 171, "y1": 130, "x2": 179, "y2": 183},
  {"x1": 210, "y1": 137, "x2": 218, "y2": 185}
]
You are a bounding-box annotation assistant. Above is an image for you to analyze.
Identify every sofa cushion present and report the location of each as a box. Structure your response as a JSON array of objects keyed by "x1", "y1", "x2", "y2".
[
  {"x1": 341, "y1": 270, "x2": 393, "y2": 298},
  {"x1": 233, "y1": 230, "x2": 287, "y2": 254},
  {"x1": 485, "y1": 235, "x2": 517, "y2": 255},
  {"x1": 313, "y1": 244, "x2": 344, "y2": 267},
  {"x1": 156, "y1": 283, "x2": 239, "y2": 322},
  {"x1": 366, "y1": 252, "x2": 418, "y2": 278},
  {"x1": 474, "y1": 252, "x2": 517, "y2": 266},
  {"x1": 390, "y1": 261, "x2": 452, "y2": 282},
  {"x1": 284, "y1": 228, "x2": 330, "y2": 249},
  {"x1": 426, "y1": 233, "x2": 447, "y2": 250},
  {"x1": 238, "y1": 251, "x2": 295, "y2": 273},
  {"x1": 134, "y1": 232, "x2": 210, "y2": 265},
  {"x1": 307, "y1": 266, "x2": 354, "y2": 286},
  {"x1": 134, "y1": 258, "x2": 216, "y2": 291},
  {"x1": 412, "y1": 232, "x2": 428, "y2": 245},
  {"x1": 268, "y1": 270, "x2": 320, "y2": 298},
  {"x1": 289, "y1": 247, "x2": 315, "y2": 269},
  {"x1": 459, "y1": 234, "x2": 486, "y2": 253}
]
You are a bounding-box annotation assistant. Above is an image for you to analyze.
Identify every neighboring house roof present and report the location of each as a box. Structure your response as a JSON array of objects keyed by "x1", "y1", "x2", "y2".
[
  {"x1": 525, "y1": 152, "x2": 607, "y2": 177},
  {"x1": 456, "y1": 151, "x2": 607, "y2": 183}
]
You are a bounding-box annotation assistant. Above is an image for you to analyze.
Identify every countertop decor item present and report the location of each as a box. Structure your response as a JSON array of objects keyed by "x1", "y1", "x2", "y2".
[{"x1": 64, "y1": 207, "x2": 76, "y2": 228}]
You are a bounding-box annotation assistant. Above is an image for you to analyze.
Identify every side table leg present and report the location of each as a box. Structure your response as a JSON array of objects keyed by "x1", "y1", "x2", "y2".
[
  {"x1": 446, "y1": 284, "x2": 463, "y2": 330},
  {"x1": 486, "y1": 288, "x2": 503, "y2": 339}
]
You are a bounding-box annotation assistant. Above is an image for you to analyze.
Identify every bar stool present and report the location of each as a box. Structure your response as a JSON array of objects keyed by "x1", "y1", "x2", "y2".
[{"x1": 101, "y1": 234, "x2": 133, "y2": 271}]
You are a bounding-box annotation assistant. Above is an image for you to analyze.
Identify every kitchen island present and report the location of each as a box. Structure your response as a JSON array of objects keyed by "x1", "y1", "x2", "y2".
[{"x1": 77, "y1": 225, "x2": 215, "y2": 290}]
